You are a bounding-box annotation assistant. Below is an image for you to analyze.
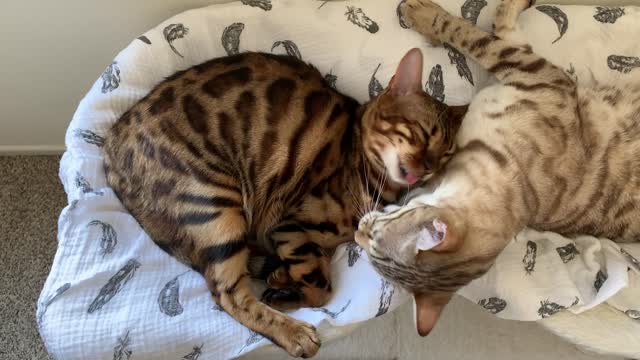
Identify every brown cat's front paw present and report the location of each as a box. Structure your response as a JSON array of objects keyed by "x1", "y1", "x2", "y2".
[
  {"x1": 277, "y1": 320, "x2": 321, "y2": 358},
  {"x1": 401, "y1": 0, "x2": 446, "y2": 46},
  {"x1": 262, "y1": 286, "x2": 304, "y2": 311}
]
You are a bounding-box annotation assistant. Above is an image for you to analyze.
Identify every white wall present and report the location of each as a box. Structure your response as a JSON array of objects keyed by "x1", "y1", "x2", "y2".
[
  {"x1": 0, "y1": 0, "x2": 636, "y2": 154},
  {"x1": 0, "y1": 0, "x2": 232, "y2": 154}
]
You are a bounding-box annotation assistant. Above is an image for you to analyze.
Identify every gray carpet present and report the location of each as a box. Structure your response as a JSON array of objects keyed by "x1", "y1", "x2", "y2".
[{"x1": 0, "y1": 156, "x2": 62, "y2": 360}]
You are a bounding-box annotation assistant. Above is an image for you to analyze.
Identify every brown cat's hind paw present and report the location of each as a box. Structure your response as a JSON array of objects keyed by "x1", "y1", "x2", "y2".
[
  {"x1": 262, "y1": 286, "x2": 304, "y2": 311},
  {"x1": 266, "y1": 266, "x2": 291, "y2": 289}
]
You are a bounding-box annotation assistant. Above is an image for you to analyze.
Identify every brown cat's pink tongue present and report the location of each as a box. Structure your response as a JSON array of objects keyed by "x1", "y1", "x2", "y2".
[{"x1": 405, "y1": 172, "x2": 418, "y2": 185}]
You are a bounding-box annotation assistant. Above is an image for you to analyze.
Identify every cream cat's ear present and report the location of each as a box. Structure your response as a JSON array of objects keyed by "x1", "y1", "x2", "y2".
[
  {"x1": 389, "y1": 48, "x2": 424, "y2": 97},
  {"x1": 415, "y1": 218, "x2": 460, "y2": 253},
  {"x1": 413, "y1": 291, "x2": 451, "y2": 336}
]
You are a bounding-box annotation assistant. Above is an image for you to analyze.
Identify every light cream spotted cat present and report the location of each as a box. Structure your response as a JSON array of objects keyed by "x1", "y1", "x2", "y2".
[{"x1": 356, "y1": 0, "x2": 640, "y2": 337}]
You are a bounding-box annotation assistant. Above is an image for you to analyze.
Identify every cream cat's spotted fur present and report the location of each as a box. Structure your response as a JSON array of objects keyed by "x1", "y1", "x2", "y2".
[{"x1": 356, "y1": 0, "x2": 640, "y2": 337}]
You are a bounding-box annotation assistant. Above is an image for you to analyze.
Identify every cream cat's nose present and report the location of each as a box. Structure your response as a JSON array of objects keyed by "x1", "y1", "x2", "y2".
[{"x1": 354, "y1": 230, "x2": 370, "y2": 249}]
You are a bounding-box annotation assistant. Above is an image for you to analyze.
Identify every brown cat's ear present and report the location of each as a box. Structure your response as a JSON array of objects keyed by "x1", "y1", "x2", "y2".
[
  {"x1": 389, "y1": 48, "x2": 424, "y2": 97},
  {"x1": 413, "y1": 291, "x2": 452, "y2": 336}
]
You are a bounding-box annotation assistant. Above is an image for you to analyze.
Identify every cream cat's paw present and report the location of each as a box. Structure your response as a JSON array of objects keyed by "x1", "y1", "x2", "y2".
[{"x1": 400, "y1": 0, "x2": 446, "y2": 46}]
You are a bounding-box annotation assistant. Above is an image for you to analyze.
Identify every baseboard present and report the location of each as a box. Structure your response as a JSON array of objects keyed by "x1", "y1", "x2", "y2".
[{"x1": 0, "y1": 145, "x2": 66, "y2": 156}]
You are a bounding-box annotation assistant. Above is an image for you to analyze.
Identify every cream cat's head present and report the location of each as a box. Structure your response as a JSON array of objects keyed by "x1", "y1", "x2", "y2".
[
  {"x1": 360, "y1": 48, "x2": 466, "y2": 187},
  {"x1": 355, "y1": 204, "x2": 504, "y2": 337}
]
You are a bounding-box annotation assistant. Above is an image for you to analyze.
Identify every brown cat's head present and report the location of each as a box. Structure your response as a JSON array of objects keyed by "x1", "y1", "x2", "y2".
[{"x1": 360, "y1": 48, "x2": 466, "y2": 187}]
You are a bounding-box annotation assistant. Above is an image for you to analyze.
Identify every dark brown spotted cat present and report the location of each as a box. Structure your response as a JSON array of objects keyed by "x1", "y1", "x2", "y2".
[
  {"x1": 357, "y1": 0, "x2": 640, "y2": 338},
  {"x1": 103, "y1": 49, "x2": 465, "y2": 357}
]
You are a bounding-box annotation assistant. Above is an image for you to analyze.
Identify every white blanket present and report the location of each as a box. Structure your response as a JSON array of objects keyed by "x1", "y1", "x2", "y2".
[{"x1": 38, "y1": 0, "x2": 640, "y2": 359}]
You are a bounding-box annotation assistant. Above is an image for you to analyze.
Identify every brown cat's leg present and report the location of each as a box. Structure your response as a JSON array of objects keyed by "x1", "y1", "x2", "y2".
[
  {"x1": 263, "y1": 225, "x2": 332, "y2": 311},
  {"x1": 190, "y1": 212, "x2": 320, "y2": 357}
]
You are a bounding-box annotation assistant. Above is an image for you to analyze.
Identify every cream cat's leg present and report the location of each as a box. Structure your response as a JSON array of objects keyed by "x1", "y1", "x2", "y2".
[
  {"x1": 400, "y1": 0, "x2": 573, "y2": 87},
  {"x1": 493, "y1": 0, "x2": 531, "y2": 38}
]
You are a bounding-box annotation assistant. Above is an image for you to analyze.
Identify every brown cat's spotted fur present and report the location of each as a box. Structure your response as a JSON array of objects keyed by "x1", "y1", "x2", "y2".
[
  {"x1": 103, "y1": 50, "x2": 464, "y2": 357},
  {"x1": 357, "y1": 0, "x2": 640, "y2": 338}
]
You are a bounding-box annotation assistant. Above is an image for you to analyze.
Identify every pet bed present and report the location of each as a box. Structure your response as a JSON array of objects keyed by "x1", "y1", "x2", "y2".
[{"x1": 39, "y1": 0, "x2": 640, "y2": 358}]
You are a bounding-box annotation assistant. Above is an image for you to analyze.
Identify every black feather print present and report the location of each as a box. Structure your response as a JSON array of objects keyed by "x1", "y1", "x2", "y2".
[
  {"x1": 101, "y1": 61, "x2": 121, "y2": 94},
  {"x1": 182, "y1": 344, "x2": 204, "y2": 360},
  {"x1": 318, "y1": 1, "x2": 329, "y2": 10},
  {"x1": 113, "y1": 330, "x2": 133, "y2": 360},
  {"x1": 594, "y1": 270, "x2": 607, "y2": 292},
  {"x1": 158, "y1": 271, "x2": 189, "y2": 317},
  {"x1": 620, "y1": 248, "x2": 640, "y2": 272},
  {"x1": 594, "y1": 7, "x2": 625, "y2": 24},
  {"x1": 536, "y1": 5, "x2": 568, "y2": 44},
  {"x1": 75, "y1": 172, "x2": 104, "y2": 195},
  {"x1": 75, "y1": 172, "x2": 94, "y2": 193},
  {"x1": 368, "y1": 63, "x2": 384, "y2": 99},
  {"x1": 69, "y1": 199, "x2": 79, "y2": 212},
  {"x1": 608, "y1": 55, "x2": 640, "y2": 74},
  {"x1": 271, "y1": 40, "x2": 302, "y2": 59},
  {"x1": 571, "y1": 296, "x2": 580, "y2": 307},
  {"x1": 74, "y1": 129, "x2": 105, "y2": 147},
  {"x1": 324, "y1": 71, "x2": 338, "y2": 89},
  {"x1": 537, "y1": 300, "x2": 565, "y2": 318},
  {"x1": 537, "y1": 297, "x2": 578, "y2": 318},
  {"x1": 425, "y1": 64, "x2": 445, "y2": 103},
  {"x1": 37, "y1": 283, "x2": 71, "y2": 325},
  {"x1": 477, "y1": 297, "x2": 507, "y2": 314},
  {"x1": 522, "y1": 240, "x2": 537, "y2": 274},
  {"x1": 346, "y1": 241, "x2": 363, "y2": 267},
  {"x1": 310, "y1": 300, "x2": 352, "y2": 319},
  {"x1": 345, "y1": 6, "x2": 379, "y2": 34},
  {"x1": 88, "y1": 259, "x2": 141, "y2": 314},
  {"x1": 87, "y1": 220, "x2": 118, "y2": 256},
  {"x1": 556, "y1": 243, "x2": 580, "y2": 263},
  {"x1": 238, "y1": 330, "x2": 264, "y2": 354},
  {"x1": 397, "y1": 0, "x2": 410, "y2": 29},
  {"x1": 137, "y1": 35, "x2": 152, "y2": 45},
  {"x1": 625, "y1": 309, "x2": 640, "y2": 320},
  {"x1": 222, "y1": 23, "x2": 245, "y2": 56},
  {"x1": 375, "y1": 279, "x2": 394, "y2": 317},
  {"x1": 461, "y1": 0, "x2": 487, "y2": 25},
  {"x1": 163, "y1": 23, "x2": 189, "y2": 58},
  {"x1": 566, "y1": 62, "x2": 578, "y2": 82},
  {"x1": 62, "y1": 199, "x2": 79, "y2": 224},
  {"x1": 444, "y1": 43, "x2": 474, "y2": 85},
  {"x1": 241, "y1": 0, "x2": 272, "y2": 11}
]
